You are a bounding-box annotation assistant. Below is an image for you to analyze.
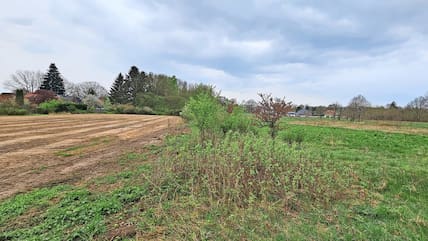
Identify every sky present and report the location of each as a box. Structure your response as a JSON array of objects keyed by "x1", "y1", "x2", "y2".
[{"x1": 1, "y1": 0, "x2": 428, "y2": 106}]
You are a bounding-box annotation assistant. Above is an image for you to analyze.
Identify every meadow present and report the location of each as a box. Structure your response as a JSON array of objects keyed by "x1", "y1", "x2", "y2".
[{"x1": 0, "y1": 111, "x2": 427, "y2": 240}]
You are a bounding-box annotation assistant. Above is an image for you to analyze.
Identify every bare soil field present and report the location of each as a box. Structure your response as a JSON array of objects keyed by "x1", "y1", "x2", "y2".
[{"x1": 0, "y1": 114, "x2": 182, "y2": 200}]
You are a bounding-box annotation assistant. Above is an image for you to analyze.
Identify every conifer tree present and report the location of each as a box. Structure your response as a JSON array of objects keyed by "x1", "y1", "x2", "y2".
[
  {"x1": 15, "y1": 89, "x2": 24, "y2": 106},
  {"x1": 109, "y1": 73, "x2": 128, "y2": 104},
  {"x1": 127, "y1": 66, "x2": 144, "y2": 104},
  {"x1": 40, "y1": 63, "x2": 65, "y2": 96}
]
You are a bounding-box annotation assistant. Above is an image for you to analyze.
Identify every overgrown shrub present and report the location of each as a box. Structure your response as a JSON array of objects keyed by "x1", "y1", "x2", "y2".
[
  {"x1": 181, "y1": 93, "x2": 225, "y2": 141},
  {"x1": 221, "y1": 106, "x2": 254, "y2": 134},
  {"x1": 279, "y1": 128, "x2": 305, "y2": 147},
  {"x1": 83, "y1": 95, "x2": 103, "y2": 111},
  {"x1": 137, "y1": 106, "x2": 155, "y2": 115},
  {"x1": 163, "y1": 96, "x2": 186, "y2": 115},
  {"x1": 153, "y1": 132, "x2": 354, "y2": 210},
  {"x1": 0, "y1": 99, "x2": 29, "y2": 115},
  {"x1": 37, "y1": 100, "x2": 87, "y2": 114},
  {"x1": 38, "y1": 99, "x2": 62, "y2": 113},
  {"x1": 135, "y1": 93, "x2": 186, "y2": 115},
  {"x1": 111, "y1": 104, "x2": 137, "y2": 114}
]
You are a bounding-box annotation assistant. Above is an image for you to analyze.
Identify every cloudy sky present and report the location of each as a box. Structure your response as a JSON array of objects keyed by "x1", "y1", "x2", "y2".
[{"x1": 1, "y1": 0, "x2": 428, "y2": 106}]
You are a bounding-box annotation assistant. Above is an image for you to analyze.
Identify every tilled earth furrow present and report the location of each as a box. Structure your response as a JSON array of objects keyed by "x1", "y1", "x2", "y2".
[{"x1": 0, "y1": 117, "x2": 163, "y2": 152}]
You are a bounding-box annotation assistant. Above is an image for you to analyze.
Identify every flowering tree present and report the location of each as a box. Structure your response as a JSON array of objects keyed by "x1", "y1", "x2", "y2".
[{"x1": 255, "y1": 93, "x2": 293, "y2": 139}]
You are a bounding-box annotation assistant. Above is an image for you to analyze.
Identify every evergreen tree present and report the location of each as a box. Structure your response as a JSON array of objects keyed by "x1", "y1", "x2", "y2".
[
  {"x1": 109, "y1": 73, "x2": 128, "y2": 104},
  {"x1": 15, "y1": 89, "x2": 24, "y2": 106},
  {"x1": 127, "y1": 66, "x2": 142, "y2": 104},
  {"x1": 40, "y1": 63, "x2": 65, "y2": 96}
]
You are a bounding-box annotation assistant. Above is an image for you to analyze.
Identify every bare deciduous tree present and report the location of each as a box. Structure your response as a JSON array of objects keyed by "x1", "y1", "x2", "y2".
[
  {"x1": 79, "y1": 81, "x2": 108, "y2": 97},
  {"x1": 4, "y1": 70, "x2": 43, "y2": 92},
  {"x1": 328, "y1": 102, "x2": 343, "y2": 120},
  {"x1": 348, "y1": 94, "x2": 370, "y2": 121},
  {"x1": 64, "y1": 80, "x2": 108, "y2": 99},
  {"x1": 407, "y1": 96, "x2": 428, "y2": 121},
  {"x1": 241, "y1": 99, "x2": 258, "y2": 113}
]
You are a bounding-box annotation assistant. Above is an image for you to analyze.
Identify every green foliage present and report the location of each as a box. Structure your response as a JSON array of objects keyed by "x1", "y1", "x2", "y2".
[
  {"x1": 155, "y1": 132, "x2": 353, "y2": 208},
  {"x1": 40, "y1": 63, "x2": 65, "y2": 96},
  {"x1": 2, "y1": 118, "x2": 427, "y2": 240},
  {"x1": 135, "y1": 92, "x2": 165, "y2": 112},
  {"x1": 109, "y1": 73, "x2": 129, "y2": 104},
  {"x1": 15, "y1": 89, "x2": 24, "y2": 106},
  {"x1": 37, "y1": 99, "x2": 87, "y2": 114},
  {"x1": 135, "y1": 91, "x2": 187, "y2": 115},
  {"x1": 37, "y1": 99, "x2": 61, "y2": 113},
  {"x1": 152, "y1": 75, "x2": 179, "y2": 96},
  {"x1": 109, "y1": 66, "x2": 215, "y2": 115},
  {"x1": 111, "y1": 104, "x2": 138, "y2": 114},
  {"x1": 0, "y1": 185, "x2": 70, "y2": 227},
  {"x1": 278, "y1": 127, "x2": 305, "y2": 147},
  {"x1": 0, "y1": 100, "x2": 29, "y2": 115},
  {"x1": 103, "y1": 97, "x2": 113, "y2": 112},
  {"x1": 221, "y1": 106, "x2": 254, "y2": 133},
  {"x1": 139, "y1": 106, "x2": 155, "y2": 115},
  {"x1": 163, "y1": 95, "x2": 186, "y2": 115},
  {"x1": 182, "y1": 93, "x2": 225, "y2": 140},
  {"x1": 0, "y1": 183, "x2": 150, "y2": 240}
]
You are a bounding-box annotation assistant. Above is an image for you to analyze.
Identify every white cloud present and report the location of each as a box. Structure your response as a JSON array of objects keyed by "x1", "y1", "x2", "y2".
[{"x1": 169, "y1": 62, "x2": 240, "y2": 86}]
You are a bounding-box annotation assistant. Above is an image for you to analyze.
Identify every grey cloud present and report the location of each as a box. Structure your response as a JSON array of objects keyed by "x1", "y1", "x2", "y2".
[{"x1": 1, "y1": 0, "x2": 428, "y2": 106}]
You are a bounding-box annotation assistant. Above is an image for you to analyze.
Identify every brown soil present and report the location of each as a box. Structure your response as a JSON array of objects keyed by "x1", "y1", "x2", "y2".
[{"x1": 0, "y1": 114, "x2": 182, "y2": 200}]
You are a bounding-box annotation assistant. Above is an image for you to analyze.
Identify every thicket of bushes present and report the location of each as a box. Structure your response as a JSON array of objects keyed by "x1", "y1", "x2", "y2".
[
  {"x1": 0, "y1": 100, "x2": 29, "y2": 115},
  {"x1": 37, "y1": 100, "x2": 87, "y2": 114},
  {"x1": 151, "y1": 93, "x2": 356, "y2": 214}
]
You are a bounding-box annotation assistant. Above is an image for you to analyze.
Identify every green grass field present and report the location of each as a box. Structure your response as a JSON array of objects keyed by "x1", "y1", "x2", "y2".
[{"x1": 1, "y1": 120, "x2": 427, "y2": 240}]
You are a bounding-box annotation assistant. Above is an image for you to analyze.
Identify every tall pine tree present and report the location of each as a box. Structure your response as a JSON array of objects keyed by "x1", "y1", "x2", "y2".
[
  {"x1": 40, "y1": 63, "x2": 65, "y2": 96},
  {"x1": 109, "y1": 73, "x2": 128, "y2": 104},
  {"x1": 127, "y1": 66, "x2": 143, "y2": 104}
]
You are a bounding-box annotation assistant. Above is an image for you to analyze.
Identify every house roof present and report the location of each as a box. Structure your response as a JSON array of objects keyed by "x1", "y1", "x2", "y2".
[
  {"x1": 296, "y1": 109, "x2": 310, "y2": 115},
  {"x1": 0, "y1": 93, "x2": 15, "y2": 102}
]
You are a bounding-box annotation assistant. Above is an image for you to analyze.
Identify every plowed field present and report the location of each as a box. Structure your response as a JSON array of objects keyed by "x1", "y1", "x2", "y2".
[{"x1": 0, "y1": 114, "x2": 181, "y2": 199}]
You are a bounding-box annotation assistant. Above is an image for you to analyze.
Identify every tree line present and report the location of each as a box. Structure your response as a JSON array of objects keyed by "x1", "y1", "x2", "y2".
[
  {"x1": 1, "y1": 63, "x2": 214, "y2": 115},
  {"x1": 242, "y1": 93, "x2": 428, "y2": 122},
  {"x1": 108, "y1": 66, "x2": 213, "y2": 115},
  {"x1": 4, "y1": 63, "x2": 108, "y2": 100},
  {"x1": 2, "y1": 63, "x2": 428, "y2": 121}
]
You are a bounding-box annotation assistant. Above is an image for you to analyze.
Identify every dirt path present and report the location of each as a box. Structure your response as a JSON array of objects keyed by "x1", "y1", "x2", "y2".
[{"x1": 0, "y1": 114, "x2": 182, "y2": 200}]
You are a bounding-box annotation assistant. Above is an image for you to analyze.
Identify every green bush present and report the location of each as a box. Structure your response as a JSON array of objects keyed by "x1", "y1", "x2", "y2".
[
  {"x1": 135, "y1": 93, "x2": 186, "y2": 115},
  {"x1": 0, "y1": 107, "x2": 28, "y2": 115},
  {"x1": 37, "y1": 99, "x2": 62, "y2": 113},
  {"x1": 136, "y1": 106, "x2": 155, "y2": 115},
  {"x1": 136, "y1": 93, "x2": 164, "y2": 110},
  {"x1": 111, "y1": 104, "x2": 137, "y2": 114},
  {"x1": 163, "y1": 96, "x2": 186, "y2": 115},
  {"x1": 181, "y1": 93, "x2": 225, "y2": 141},
  {"x1": 0, "y1": 100, "x2": 29, "y2": 115},
  {"x1": 37, "y1": 100, "x2": 87, "y2": 114},
  {"x1": 221, "y1": 106, "x2": 254, "y2": 134},
  {"x1": 278, "y1": 128, "x2": 305, "y2": 147}
]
